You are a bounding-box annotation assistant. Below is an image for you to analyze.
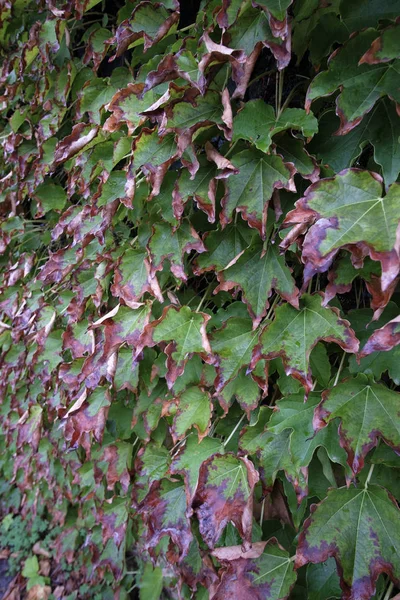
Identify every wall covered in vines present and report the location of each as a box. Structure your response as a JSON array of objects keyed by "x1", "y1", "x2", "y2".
[{"x1": 1, "y1": 0, "x2": 400, "y2": 598}]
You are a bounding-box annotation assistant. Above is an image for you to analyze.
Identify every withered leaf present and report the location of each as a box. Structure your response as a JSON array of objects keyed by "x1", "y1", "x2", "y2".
[
  {"x1": 193, "y1": 453, "x2": 259, "y2": 549},
  {"x1": 212, "y1": 539, "x2": 297, "y2": 600}
]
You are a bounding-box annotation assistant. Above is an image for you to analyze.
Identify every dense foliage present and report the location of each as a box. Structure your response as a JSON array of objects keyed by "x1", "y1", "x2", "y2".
[{"x1": 1, "y1": 0, "x2": 400, "y2": 598}]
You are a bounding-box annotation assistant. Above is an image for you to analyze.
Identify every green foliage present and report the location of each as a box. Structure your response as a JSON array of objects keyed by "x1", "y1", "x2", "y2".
[{"x1": 1, "y1": 1, "x2": 400, "y2": 599}]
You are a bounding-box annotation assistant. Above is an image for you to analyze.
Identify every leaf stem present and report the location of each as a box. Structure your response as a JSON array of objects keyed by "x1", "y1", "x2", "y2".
[
  {"x1": 223, "y1": 413, "x2": 246, "y2": 447},
  {"x1": 260, "y1": 498, "x2": 265, "y2": 526},
  {"x1": 276, "y1": 69, "x2": 285, "y2": 117},
  {"x1": 333, "y1": 352, "x2": 346, "y2": 387},
  {"x1": 196, "y1": 281, "x2": 214, "y2": 312},
  {"x1": 383, "y1": 582, "x2": 394, "y2": 600},
  {"x1": 364, "y1": 463, "x2": 375, "y2": 489}
]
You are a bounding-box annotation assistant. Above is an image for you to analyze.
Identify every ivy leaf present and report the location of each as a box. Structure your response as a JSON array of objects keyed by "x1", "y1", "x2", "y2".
[
  {"x1": 254, "y1": 0, "x2": 293, "y2": 22},
  {"x1": 221, "y1": 149, "x2": 295, "y2": 239},
  {"x1": 173, "y1": 150, "x2": 237, "y2": 223},
  {"x1": 307, "y1": 559, "x2": 342, "y2": 600},
  {"x1": 211, "y1": 539, "x2": 297, "y2": 600},
  {"x1": 296, "y1": 485, "x2": 400, "y2": 600},
  {"x1": 170, "y1": 386, "x2": 212, "y2": 443},
  {"x1": 193, "y1": 454, "x2": 259, "y2": 549},
  {"x1": 170, "y1": 433, "x2": 223, "y2": 503},
  {"x1": 93, "y1": 303, "x2": 152, "y2": 358},
  {"x1": 233, "y1": 100, "x2": 318, "y2": 153},
  {"x1": 276, "y1": 133, "x2": 320, "y2": 182},
  {"x1": 282, "y1": 169, "x2": 400, "y2": 291},
  {"x1": 210, "y1": 317, "x2": 259, "y2": 391},
  {"x1": 137, "y1": 479, "x2": 192, "y2": 561},
  {"x1": 359, "y1": 315, "x2": 400, "y2": 359},
  {"x1": 111, "y1": 247, "x2": 163, "y2": 306},
  {"x1": 314, "y1": 374, "x2": 400, "y2": 474},
  {"x1": 269, "y1": 392, "x2": 349, "y2": 492},
  {"x1": 104, "y1": 82, "x2": 159, "y2": 135},
  {"x1": 164, "y1": 90, "x2": 229, "y2": 146},
  {"x1": 307, "y1": 100, "x2": 400, "y2": 185},
  {"x1": 216, "y1": 367, "x2": 261, "y2": 417},
  {"x1": 110, "y1": 2, "x2": 179, "y2": 56},
  {"x1": 347, "y1": 306, "x2": 400, "y2": 385},
  {"x1": 226, "y1": 4, "x2": 291, "y2": 71},
  {"x1": 141, "y1": 305, "x2": 211, "y2": 388},
  {"x1": 216, "y1": 240, "x2": 299, "y2": 327},
  {"x1": 194, "y1": 222, "x2": 254, "y2": 274},
  {"x1": 324, "y1": 253, "x2": 381, "y2": 308},
  {"x1": 306, "y1": 30, "x2": 400, "y2": 134},
  {"x1": 340, "y1": 0, "x2": 400, "y2": 32},
  {"x1": 360, "y1": 24, "x2": 400, "y2": 64},
  {"x1": 134, "y1": 443, "x2": 171, "y2": 503},
  {"x1": 130, "y1": 128, "x2": 178, "y2": 196},
  {"x1": 253, "y1": 294, "x2": 359, "y2": 393},
  {"x1": 240, "y1": 410, "x2": 295, "y2": 494},
  {"x1": 148, "y1": 219, "x2": 206, "y2": 282}
]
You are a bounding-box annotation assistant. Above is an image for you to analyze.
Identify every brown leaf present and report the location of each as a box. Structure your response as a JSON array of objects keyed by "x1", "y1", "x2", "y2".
[
  {"x1": 358, "y1": 315, "x2": 400, "y2": 360},
  {"x1": 53, "y1": 123, "x2": 99, "y2": 165},
  {"x1": 110, "y1": 2, "x2": 179, "y2": 57},
  {"x1": 193, "y1": 454, "x2": 259, "y2": 549}
]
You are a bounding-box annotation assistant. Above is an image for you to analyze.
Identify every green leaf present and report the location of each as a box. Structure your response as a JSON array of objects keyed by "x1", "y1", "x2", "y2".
[
  {"x1": 142, "y1": 305, "x2": 211, "y2": 388},
  {"x1": 340, "y1": 0, "x2": 400, "y2": 32},
  {"x1": 194, "y1": 222, "x2": 254, "y2": 274},
  {"x1": 306, "y1": 29, "x2": 400, "y2": 133},
  {"x1": 307, "y1": 100, "x2": 400, "y2": 185},
  {"x1": 194, "y1": 453, "x2": 259, "y2": 548},
  {"x1": 22, "y1": 555, "x2": 39, "y2": 579},
  {"x1": 33, "y1": 181, "x2": 67, "y2": 213},
  {"x1": 148, "y1": 219, "x2": 205, "y2": 281},
  {"x1": 212, "y1": 539, "x2": 297, "y2": 599},
  {"x1": 222, "y1": 149, "x2": 294, "y2": 239},
  {"x1": 269, "y1": 392, "x2": 348, "y2": 474},
  {"x1": 228, "y1": 4, "x2": 290, "y2": 68},
  {"x1": 307, "y1": 559, "x2": 342, "y2": 600},
  {"x1": 171, "y1": 386, "x2": 212, "y2": 443},
  {"x1": 296, "y1": 485, "x2": 400, "y2": 599},
  {"x1": 210, "y1": 317, "x2": 259, "y2": 391},
  {"x1": 314, "y1": 374, "x2": 400, "y2": 474},
  {"x1": 134, "y1": 443, "x2": 171, "y2": 502},
  {"x1": 255, "y1": 294, "x2": 359, "y2": 392},
  {"x1": 170, "y1": 433, "x2": 224, "y2": 501},
  {"x1": 166, "y1": 90, "x2": 224, "y2": 131},
  {"x1": 216, "y1": 367, "x2": 260, "y2": 417},
  {"x1": 283, "y1": 169, "x2": 400, "y2": 289},
  {"x1": 276, "y1": 133, "x2": 320, "y2": 182},
  {"x1": 254, "y1": 0, "x2": 292, "y2": 21},
  {"x1": 216, "y1": 239, "x2": 299, "y2": 327},
  {"x1": 111, "y1": 247, "x2": 163, "y2": 307},
  {"x1": 233, "y1": 100, "x2": 318, "y2": 153},
  {"x1": 139, "y1": 563, "x2": 163, "y2": 600}
]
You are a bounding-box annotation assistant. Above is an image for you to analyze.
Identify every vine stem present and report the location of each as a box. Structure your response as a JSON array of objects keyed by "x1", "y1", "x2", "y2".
[{"x1": 223, "y1": 413, "x2": 246, "y2": 447}]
